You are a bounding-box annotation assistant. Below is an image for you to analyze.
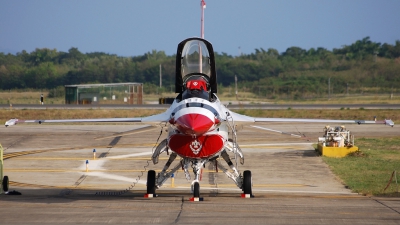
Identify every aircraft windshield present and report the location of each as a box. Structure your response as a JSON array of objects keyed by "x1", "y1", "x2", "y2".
[{"x1": 181, "y1": 40, "x2": 211, "y2": 82}]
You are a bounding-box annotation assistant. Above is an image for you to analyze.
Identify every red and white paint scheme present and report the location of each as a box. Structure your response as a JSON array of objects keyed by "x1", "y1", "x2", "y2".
[
  {"x1": 169, "y1": 133, "x2": 224, "y2": 158},
  {"x1": 4, "y1": 37, "x2": 394, "y2": 200},
  {"x1": 172, "y1": 105, "x2": 216, "y2": 136}
]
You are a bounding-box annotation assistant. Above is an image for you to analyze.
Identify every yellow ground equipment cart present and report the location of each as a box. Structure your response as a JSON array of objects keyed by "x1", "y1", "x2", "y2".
[{"x1": 317, "y1": 126, "x2": 359, "y2": 157}]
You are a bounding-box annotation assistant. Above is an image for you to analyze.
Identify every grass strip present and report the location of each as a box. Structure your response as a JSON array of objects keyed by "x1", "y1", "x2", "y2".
[{"x1": 323, "y1": 137, "x2": 400, "y2": 196}]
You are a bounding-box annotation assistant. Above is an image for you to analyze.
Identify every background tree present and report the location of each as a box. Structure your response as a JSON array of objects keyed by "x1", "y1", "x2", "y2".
[{"x1": 0, "y1": 37, "x2": 399, "y2": 99}]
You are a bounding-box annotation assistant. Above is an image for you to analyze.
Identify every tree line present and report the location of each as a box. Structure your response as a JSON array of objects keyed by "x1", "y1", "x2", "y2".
[{"x1": 0, "y1": 36, "x2": 399, "y2": 98}]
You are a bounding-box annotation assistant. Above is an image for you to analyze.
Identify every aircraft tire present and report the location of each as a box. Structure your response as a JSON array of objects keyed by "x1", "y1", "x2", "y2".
[
  {"x1": 2, "y1": 176, "x2": 9, "y2": 192},
  {"x1": 243, "y1": 170, "x2": 252, "y2": 195},
  {"x1": 146, "y1": 170, "x2": 156, "y2": 194},
  {"x1": 193, "y1": 182, "x2": 200, "y2": 198}
]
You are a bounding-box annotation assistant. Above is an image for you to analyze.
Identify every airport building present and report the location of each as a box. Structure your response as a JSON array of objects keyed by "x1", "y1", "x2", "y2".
[{"x1": 65, "y1": 83, "x2": 143, "y2": 105}]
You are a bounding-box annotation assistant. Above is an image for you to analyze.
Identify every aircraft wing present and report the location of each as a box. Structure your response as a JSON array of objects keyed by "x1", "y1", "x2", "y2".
[
  {"x1": 224, "y1": 110, "x2": 394, "y2": 127},
  {"x1": 4, "y1": 111, "x2": 171, "y2": 127},
  {"x1": 228, "y1": 111, "x2": 255, "y2": 123},
  {"x1": 254, "y1": 117, "x2": 394, "y2": 127}
]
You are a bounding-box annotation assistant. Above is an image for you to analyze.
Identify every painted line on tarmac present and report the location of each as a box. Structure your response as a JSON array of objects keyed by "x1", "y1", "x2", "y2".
[
  {"x1": 5, "y1": 169, "x2": 157, "y2": 172},
  {"x1": 9, "y1": 181, "x2": 63, "y2": 189},
  {"x1": 201, "y1": 187, "x2": 355, "y2": 195},
  {"x1": 6, "y1": 169, "x2": 85, "y2": 172},
  {"x1": 9, "y1": 157, "x2": 168, "y2": 160},
  {"x1": 3, "y1": 145, "x2": 155, "y2": 160},
  {"x1": 241, "y1": 146, "x2": 308, "y2": 149},
  {"x1": 157, "y1": 183, "x2": 311, "y2": 188},
  {"x1": 252, "y1": 189, "x2": 356, "y2": 195},
  {"x1": 242, "y1": 143, "x2": 312, "y2": 146},
  {"x1": 9, "y1": 181, "x2": 145, "y2": 189},
  {"x1": 3, "y1": 146, "x2": 111, "y2": 159},
  {"x1": 240, "y1": 142, "x2": 314, "y2": 149}
]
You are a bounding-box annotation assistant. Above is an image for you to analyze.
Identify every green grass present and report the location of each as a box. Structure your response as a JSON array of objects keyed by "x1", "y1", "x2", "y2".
[{"x1": 323, "y1": 137, "x2": 400, "y2": 196}]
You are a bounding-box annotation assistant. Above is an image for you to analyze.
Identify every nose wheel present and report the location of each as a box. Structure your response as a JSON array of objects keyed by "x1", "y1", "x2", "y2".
[
  {"x1": 190, "y1": 181, "x2": 203, "y2": 201},
  {"x1": 193, "y1": 182, "x2": 200, "y2": 197}
]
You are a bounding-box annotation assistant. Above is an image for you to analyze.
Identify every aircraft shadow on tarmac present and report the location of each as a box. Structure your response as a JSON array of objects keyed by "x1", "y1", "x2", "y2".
[
  {"x1": 273, "y1": 149, "x2": 320, "y2": 158},
  {"x1": 0, "y1": 187, "x2": 247, "y2": 204}
]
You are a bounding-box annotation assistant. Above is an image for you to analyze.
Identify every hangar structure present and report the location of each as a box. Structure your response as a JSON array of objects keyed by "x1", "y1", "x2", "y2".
[{"x1": 65, "y1": 83, "x2": 143, "y2": 105}]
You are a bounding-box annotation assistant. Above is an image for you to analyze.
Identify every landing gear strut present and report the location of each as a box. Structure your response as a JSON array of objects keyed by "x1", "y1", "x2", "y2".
[{"x1": 188, "y1": 160, "x2": 206, "y2": 201}]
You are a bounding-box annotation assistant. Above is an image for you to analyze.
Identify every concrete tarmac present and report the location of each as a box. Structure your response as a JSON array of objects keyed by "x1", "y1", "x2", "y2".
[{"x1": 1, "y1": 123, "x2": 400, "y2": 224}]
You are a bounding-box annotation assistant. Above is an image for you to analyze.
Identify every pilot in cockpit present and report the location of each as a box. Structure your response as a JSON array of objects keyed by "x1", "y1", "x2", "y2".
[{"x1": 181, "y1": 77, "x2": 210, "y2": 101}]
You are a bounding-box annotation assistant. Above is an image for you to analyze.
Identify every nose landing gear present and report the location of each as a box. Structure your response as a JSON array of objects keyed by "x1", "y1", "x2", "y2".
[{"x1": 189, "y1": 181, "x2": 203, "y2": 201}]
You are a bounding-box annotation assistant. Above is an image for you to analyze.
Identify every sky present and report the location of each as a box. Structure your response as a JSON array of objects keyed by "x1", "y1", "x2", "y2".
[{"x1": 1, "y1": 0, "x2": 400, "y2": 57}]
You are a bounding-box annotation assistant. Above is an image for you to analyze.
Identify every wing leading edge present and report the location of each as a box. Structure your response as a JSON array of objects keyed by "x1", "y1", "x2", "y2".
[
  {"x1": 223, "y1": 108, "x2": 394, "y2": 127},
  {"x1": 4, "y1": 110, "x2": 172, "y2": 127},
  {"x1": 5, "y1": 109, "x2": 394, "y2": 128},
  {"x1": 254, "y1": 117, "x2": 394, "y2": 127}
]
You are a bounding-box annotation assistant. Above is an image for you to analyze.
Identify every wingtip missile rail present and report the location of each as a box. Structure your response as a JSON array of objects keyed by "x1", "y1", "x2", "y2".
[{"x1": 5, "y1": 118, "x2": 44, "y2": 127}]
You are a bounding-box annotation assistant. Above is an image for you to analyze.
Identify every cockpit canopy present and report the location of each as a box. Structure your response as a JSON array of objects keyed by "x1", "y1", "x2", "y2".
[
  {"x1": 175, "y1": 38, "x2": 217, "y2": 94},
  {"x1": 181, "y1": 40, "x2": 211, "y2": 80}
]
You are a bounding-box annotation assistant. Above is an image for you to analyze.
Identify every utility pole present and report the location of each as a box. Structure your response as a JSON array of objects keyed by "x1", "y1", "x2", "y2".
[
  {"x1": 159, "y1": 64, "x2": 162, "y2": 88},
  {"x1": 328, "y1": 77, "x2": 331, "y2": 99},
  {"x1": 391, "y1": 85, "x2": 393, "y2": 100},
  {"x1": 235, "y1": 75, "x2": 238, "y2": 101}
]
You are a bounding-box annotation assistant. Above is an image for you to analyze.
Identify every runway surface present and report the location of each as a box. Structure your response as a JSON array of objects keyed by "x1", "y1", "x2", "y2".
[{"x1": 1, "y1": 123, "x2": 400, "y2": 224}]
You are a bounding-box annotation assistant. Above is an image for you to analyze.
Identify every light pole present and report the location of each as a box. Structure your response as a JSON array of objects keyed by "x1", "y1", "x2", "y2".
[
  {"x1": 235, "y1": 75, "x2": 238, "y2": 101},
  {"x1": 159, "y1": 64, "x2": 162, "y2": 88},
  {"x1": 328, "y1": 77, "x2": 331, "y2": 99}
]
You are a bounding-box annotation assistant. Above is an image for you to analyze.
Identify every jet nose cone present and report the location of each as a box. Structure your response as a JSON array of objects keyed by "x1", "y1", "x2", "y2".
[{"x1": 175, "y1": 113, "x2": 214, "y2": 136}]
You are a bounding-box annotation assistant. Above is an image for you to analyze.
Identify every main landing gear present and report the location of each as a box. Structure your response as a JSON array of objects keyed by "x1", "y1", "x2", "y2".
[
  {"x1": 145, "y1": 161, "x2": 253, "y2": 199},
  {"x1": 2, "y1": 175, "x2": 9, "y2": 193},
  {"x1": 145, "y1": 170, "x2": 156, "y2": 197},
  {"x1": 145, "y1": 139, "x2": 253, "y2": 199},
  {"x1": 241, "y1": 170, "x2": 253, "y2": 198}
]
